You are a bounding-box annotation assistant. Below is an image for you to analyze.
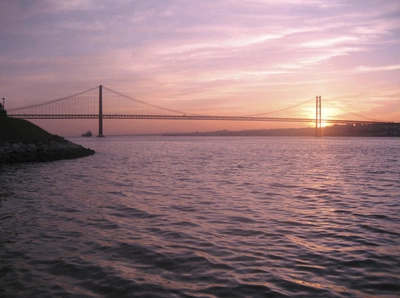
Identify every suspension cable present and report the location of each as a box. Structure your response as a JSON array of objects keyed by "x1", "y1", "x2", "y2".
[
  {"x1": 323, "y1": 98, "x2": 382, "y2": 122},
  {"x1": 245, "y1": 98, "x2": 314, "y2": 117},
  {"x1": 8, "y1": 86, "x2": 99, "y2": 112},
  {"x1": 102, "y1": 86, "x2": 199, "y2": 116}
]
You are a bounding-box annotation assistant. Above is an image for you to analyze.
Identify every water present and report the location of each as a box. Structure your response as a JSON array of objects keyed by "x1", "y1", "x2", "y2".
[{"x1": 1, "y1": 136, "x2": 399, "y2": 297}]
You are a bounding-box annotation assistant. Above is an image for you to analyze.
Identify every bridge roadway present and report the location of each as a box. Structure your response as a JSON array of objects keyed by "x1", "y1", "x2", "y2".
[{"x1": 9, "y1": 114, "x2": 390, "y2": 125}]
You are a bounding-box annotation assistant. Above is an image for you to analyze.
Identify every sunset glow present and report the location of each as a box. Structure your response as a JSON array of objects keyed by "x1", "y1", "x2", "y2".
[{"x1": 0, "y1": 0, "x2": 399, "y2": 135}]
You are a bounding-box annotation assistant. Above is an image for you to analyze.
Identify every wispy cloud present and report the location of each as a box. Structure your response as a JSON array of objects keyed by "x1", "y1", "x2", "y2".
[
  {"x1": 355, "y1": 64, "x2": 400, "y2": 72},
  {"x1": 300, "y1": 37, "x2": 359, "y2": 48}
]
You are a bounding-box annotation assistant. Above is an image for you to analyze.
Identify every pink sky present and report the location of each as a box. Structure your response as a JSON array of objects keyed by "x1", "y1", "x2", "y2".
[{"x1": 1, "y1": 0, "x2": 399, "y2": 135}]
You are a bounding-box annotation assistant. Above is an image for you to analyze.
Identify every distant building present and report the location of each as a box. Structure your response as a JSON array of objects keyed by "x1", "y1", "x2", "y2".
[{"x1": 0, "y1": 102, "x2": 7, "y2": 117}]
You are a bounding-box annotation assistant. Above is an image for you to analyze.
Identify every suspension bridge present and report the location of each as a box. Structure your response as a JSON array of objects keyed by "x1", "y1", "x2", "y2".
[{"x1": 5, "y1": 85, "x2": 395, "y2": 137}]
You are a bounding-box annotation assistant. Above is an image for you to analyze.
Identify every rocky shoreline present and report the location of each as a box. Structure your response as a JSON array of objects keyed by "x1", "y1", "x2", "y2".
[
  {"x1": 0, "y1": 139, "x2": 95, "y2": 164},
  {"x1": 0, "y1": 116, "x2": 95, "y2": 164}
]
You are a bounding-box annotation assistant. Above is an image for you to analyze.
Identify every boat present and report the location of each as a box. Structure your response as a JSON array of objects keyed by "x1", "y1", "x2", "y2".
[{"x1": 82, "y1": 130, "x2": 92, "y2": 137}]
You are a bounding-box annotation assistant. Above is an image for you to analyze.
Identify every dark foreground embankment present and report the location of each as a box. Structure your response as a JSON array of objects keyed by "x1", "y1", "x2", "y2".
[{"x1": 0, "y1": 117, "x2": 95, "y2": 164}]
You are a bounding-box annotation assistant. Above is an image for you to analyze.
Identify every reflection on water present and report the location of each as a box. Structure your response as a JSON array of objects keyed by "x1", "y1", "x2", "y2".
[{"x1": 1, "y1": 136, "x2": 399, "y2": 297}]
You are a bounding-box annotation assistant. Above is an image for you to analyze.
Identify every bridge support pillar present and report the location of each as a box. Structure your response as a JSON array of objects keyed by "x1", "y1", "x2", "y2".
[
  {"x1": 316, "y1": 95, "x2": 322, "y2": 137},
  {"x1": 98, "y1": 85, "x2": 105, "y2": 137}
]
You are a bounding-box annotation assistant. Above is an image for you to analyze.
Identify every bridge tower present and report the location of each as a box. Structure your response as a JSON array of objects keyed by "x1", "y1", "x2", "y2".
[
  {"x1": 316, "y1": 95, "x2": 322, "y2": 137},
  {"x1": 98, "y1": 85, "x2": 105, "y2": 137}
]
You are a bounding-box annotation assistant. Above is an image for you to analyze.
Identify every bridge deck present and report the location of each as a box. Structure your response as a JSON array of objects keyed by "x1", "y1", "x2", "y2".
[{"x1": 8, "y1": 114, "x2": 391, "y2": 125}]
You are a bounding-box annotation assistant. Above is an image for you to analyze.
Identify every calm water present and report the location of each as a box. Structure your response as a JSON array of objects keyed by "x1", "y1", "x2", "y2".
[{"x1": 1, "y1": 136, "x2": 399, "y2": 298}]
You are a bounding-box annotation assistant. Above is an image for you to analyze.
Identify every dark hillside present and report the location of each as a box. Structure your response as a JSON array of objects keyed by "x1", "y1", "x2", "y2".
[
  {"x1": 0, "y1": 117, "x2": 95, "y2": 163},
  {"x1": 0, "y1": 117, "x2": 63, "y2": 143}
]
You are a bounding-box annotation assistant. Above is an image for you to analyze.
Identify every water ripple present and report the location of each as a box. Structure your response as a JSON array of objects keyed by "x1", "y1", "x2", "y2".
[{"x1": 1, "y1": 137, "x2": 399, "y2": 297}]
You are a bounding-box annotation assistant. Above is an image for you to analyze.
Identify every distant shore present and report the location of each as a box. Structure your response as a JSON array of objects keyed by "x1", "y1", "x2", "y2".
[{"x1": 160, "y1": 123, "x2": 400, "y2": 137}]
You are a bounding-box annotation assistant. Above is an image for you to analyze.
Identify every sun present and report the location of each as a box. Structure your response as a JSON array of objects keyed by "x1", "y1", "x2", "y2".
[
  {"x1": 304, "y1": 105, "x2": 340, "y2": 128},
  {"x1": 320, "y1": 121, "x2": 328, "y2": 127},
  {"x1": 321, "y1": 106, "x2": 341, "y2": 127}
]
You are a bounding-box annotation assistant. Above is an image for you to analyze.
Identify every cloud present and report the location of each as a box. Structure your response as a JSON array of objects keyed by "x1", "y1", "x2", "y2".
[
  {"x1": 158, "y1": 33, "x2": 284, "y2": 56},
  {"x1": 355, "y1": 65, "x2": 400, "y2": 72},
  {"x1": 43, "y1": 0, "x2": 99, "y2": 12},
  {"x1": 300, "y1": 37, "x2": 359, "y2": 48}
]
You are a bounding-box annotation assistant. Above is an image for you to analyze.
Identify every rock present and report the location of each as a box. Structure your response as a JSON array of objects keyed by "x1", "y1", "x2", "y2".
[
  {"x1": 0, "y1": 140, "x2": 95, "y2": 164},
  {"x1": 11, "y1": 143, "x2": 21, "y2": 151},
  {"x1": 0, "y1": 117, "x2": 95, "y2": 164}
]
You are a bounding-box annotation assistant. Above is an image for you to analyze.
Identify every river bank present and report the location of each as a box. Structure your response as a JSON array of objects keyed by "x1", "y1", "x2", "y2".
[{"x1": 0, "y1": 117, "x2": 95, "y2": 164}]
